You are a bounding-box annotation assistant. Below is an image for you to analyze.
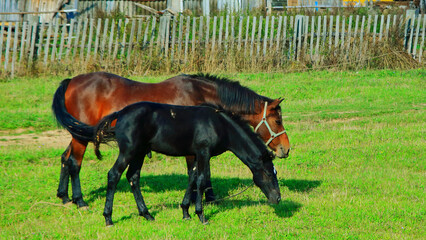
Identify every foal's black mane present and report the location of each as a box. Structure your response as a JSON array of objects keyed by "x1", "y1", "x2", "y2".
[
  {"x1": 199, "y1": 103, "x2": 274, "y2": 162},
  {"x1": 186, "y1": 73, "x2": 273, "y2": 114}
]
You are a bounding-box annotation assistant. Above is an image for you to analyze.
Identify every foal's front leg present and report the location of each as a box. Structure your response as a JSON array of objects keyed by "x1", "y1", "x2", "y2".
[
  {"x1": 181, "y1": 165, "x2": 197, "y2": 220},
  {"x1": 194, "y1": 153, "x2": 210, "y2": 224},
  {"x1": 126, "y1": 156, "x2": 154, "y2": 221}
]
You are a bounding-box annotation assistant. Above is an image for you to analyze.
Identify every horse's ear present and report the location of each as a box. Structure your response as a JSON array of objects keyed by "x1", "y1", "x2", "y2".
[{"x1": 269, "y1": 98, "x2": 284, "y2": 109}]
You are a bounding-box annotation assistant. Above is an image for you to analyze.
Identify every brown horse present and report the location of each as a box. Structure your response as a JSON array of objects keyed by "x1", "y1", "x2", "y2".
[{"x1": 52, "y1": 72, "x2": 290, "y2": 208}]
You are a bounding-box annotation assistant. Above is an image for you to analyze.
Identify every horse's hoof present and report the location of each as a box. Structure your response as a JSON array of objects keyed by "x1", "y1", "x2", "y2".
[
  {"x1": 105, "y1": 219, "x2": 114, "y2": 226},
  {"x1": 64, "y1": 201, "x2": 73, "y2": 207},
  {"x1": 183, "y1": 216, "x2": 191, "y2": 221}
]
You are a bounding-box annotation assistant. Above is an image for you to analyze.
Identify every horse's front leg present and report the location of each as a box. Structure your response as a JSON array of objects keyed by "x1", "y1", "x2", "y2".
[
  {"x1": 103, "y1": 153, "x2": 128, "y2": 226},
  {"x1": 185, "y1": 156, "x2": 216, "y2": 203},
  {"x1": 126, "y1": 155, "x2": 154, "y2": 221}
]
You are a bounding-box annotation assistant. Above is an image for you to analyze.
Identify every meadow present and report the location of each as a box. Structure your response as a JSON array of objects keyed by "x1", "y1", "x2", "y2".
[{"x1": 0, "y1": 70, "x2": 424, "y2": 239}]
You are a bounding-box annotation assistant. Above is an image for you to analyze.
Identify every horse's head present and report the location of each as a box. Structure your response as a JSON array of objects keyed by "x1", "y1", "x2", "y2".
[
  {"x1": 252, "y1": 158, "x2": 281, "y2": 204},
  {"x1": 254, "y1": 98, "x2": 290, "y2": 158}
]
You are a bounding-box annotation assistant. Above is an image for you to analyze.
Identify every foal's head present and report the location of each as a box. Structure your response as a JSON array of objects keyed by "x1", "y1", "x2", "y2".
[{"x1": 252, "y1": 151, "x2": 281, "y2": 204}]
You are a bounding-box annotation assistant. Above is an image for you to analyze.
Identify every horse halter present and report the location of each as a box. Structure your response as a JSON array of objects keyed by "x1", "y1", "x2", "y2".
[{"x1": 254, "y1": 102, "x2": 287, "y2": 146}]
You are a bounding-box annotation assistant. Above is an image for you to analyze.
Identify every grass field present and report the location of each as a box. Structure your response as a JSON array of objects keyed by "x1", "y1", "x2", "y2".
[{"x1": 0, "y1": 70, "x2": 425, "y2": 239}]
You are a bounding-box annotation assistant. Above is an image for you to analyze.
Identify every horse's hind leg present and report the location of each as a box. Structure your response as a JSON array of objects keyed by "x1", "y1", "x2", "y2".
[
  {"x1": 67, "y1": 138, "x2": 89, "y2": 208},
  {"x1": 186, "y1": 156, "x2": 216, "y2": 203},
  {"x1": 57, "y1": 144, "x2": 71, "y2": 205},
  {"x1": 126, "y1": 155, "x2": 154, "y2": 221}
]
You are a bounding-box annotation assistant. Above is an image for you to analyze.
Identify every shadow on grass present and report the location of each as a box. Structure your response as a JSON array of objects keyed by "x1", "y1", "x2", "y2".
[{"x1": 86, "y1": 174, "x2": 319, "y2": 222}]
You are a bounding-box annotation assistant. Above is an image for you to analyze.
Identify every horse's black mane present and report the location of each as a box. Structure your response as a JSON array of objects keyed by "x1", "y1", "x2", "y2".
[
  {"x1": 186, "y1": 73, "x2": 273, "y2": 114},
  {"x1": 199, "y1": 103, "x2": 274, "y2": 162}
]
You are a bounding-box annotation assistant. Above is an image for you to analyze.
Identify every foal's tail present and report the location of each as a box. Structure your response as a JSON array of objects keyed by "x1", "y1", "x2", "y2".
[
  {"x1": 93, "y1": 112, "x2": 119, "y2": 160},
  {"x1": 52, "y1": 78, "x2": 95, "y2": 142}
]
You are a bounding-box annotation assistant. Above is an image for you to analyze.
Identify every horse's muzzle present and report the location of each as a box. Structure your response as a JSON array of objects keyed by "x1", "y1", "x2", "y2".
[{"x1": 275, "y1": 146, "x2": 290, "y2": 159}]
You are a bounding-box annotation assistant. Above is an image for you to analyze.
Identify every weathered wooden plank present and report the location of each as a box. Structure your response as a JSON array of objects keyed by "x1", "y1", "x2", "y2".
[
  {"x1": 0, "y1": 22, "x2": 5, "y2": 64},
  {"x1": 218, "y1": 16, "x2": 224, "y2": 49},
  {"x1": 184, "y1": 16, "x2": 190, "y2": 63},
  {"x1": 177, "y1": 16, "x2": 183, "y2": 56},
  {"x1": 340, "y1": 16, "x2": 345, "y2": 52},
  {"x1": 44, "y1": 21, "x2": 53, "y2": 64},
  {"x1": 359, "y1": 15, "x2": 366, "y2": 56},
  {"x1": 275, "y1": 16, "x2": 282, "y2": 51},
  {"x1": 50, "y1": 19, "x2": 60, "y2": 61},
  {"x1": 149, "y1": 16, "x2": 157, "y2": 56},
  {"x1": 107, "y1": 19, "x2": 115, "y2": 56},
  {"x1": 86, "y1": 19, "x2": 95, "y2": 61},
  {"x1": 282, "y1": 16, "x2": 287, "y2": 54},
  {"x1": 73, "y1": 19, "x2": 82, "y2": 57},
  {"x1": 192, "y1": 16, "x2": 196, "y2": 53},
  {"x1": 121, "y1": 19, "x2": 129, "y2": 58},
  {"x1": 19, "y1": 22, "x2": 27, "y2": 62},
  {"x1": 113, "y1": 19, "x2": 122, "y2": 59},
  {"x1": 418, "y1": 15, "x2": 425, "y2": 62},
  {"x1": 310, "y1": 16, "x2": 315, "y2": 58},
  {"x1": 11, "y1": 22, "x2": 19, "y2": 75},
  {"x1": 136, "y1": 19, "x2": 143, "y2": 43},
  {"x1": 345, "y1": 15, "x2": 352, "y2": 53},
  {"x1": 303, "y1": 16, "x2": 309, "y2": 53},
  {"x1": 315, "y1": 16, "x2": 321, "y2": 60},
  {"x1": 407, "y1": 14, "x2": 415, "y2": 54},
  {"x1": 211, "y1": 16, "x2": 217, "y2": 53},
  {"x1": 36, "y1": 22, "x2": 45, "y2": 57},
  {"x1": 365, "y1": 15, "x2": 372, "y2": 54},
  {"x1": 142, "y1": 17, "x2": 150, "y2": 49},
  {"x1": 378, "y1": 15, "x2": 384, "y2": 41},
  {"x1": 372, "y1": 14, "x2": 378, "y2": 43},
  {"x1": 79, "y1": 18, "x2": 89, "y2": 60},
  {"x1": 334, "y1": 15, "x2": 340, "y2": 51},
  {"x1": 412, "y1": 15, "x2": 422, "y2": 57},
  {"x1": 250, "y1": 16, "x2": 256, "y2": 57},
  {"x1": 58, "y1": 23, "x2": 66, "y2": 61},
  {"x1": 127, "y1": 19, "x2": 136, "y2": 62},
  {"x1": 244, "y1": 16, "x2": 250, "y2": 54},
  {"x1": 296, "y1": 16, "x2": 302, "y2": 60},
  {"x1": 352, "y1": 15, "x2": 360, "y2": 53},
  {"x1": 385, "y1": 15, "x2": 390, "y2": 40},
  {"x1": 199, "y1": 16, "x2": 204, "y2": 47},
  {"x1": 263, "y1": 16, "x2": 269, "y2": 56},
  {"x1": 28, "y1": 22, "x2": 38, "y2": 63},
  {"x1": 205, "y1": 16, "x2": 210, "y2": 49},
  {"x1": 257, "y1": 16, "x2": 263, "y2": 56},
  {"x1": 237, "y1": 16, "x2": 243, "y2": 51},
  {"x1": 100, "y1": 18, "x2": 109, "y2": 59},
  {"x1": 4, "y1": 23, "x2": 12, "y2": 70},
  {"x1": 65, "y1": 19, "x2": 75, "y2": 58},
  {"x1": 328, "y1": 15, "x2": 333, "y2": 51},
  {"x1": 171, "y1": 16, "x2": 177, "y2": 60},
  {"x1": 230, "y1": 16, "x2": 235, "y2": 51},
  {"x1": 270, "y1": 16, "x2": 275, "y2": 49},
  {"x1": 224, "y1": 15, "x2": 229, "y2": 51},
  {"x1": 93, "y1": 18, "x2": 102, "y2": 60}
]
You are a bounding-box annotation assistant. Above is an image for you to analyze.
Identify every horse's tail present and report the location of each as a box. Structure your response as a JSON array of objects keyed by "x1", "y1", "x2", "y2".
[
  {"x1": 52, "y1": 78, "x2": 95, "y2": 142},
  {"x1": 93, "y1": 112, "x2": 119, "y2": 160}
]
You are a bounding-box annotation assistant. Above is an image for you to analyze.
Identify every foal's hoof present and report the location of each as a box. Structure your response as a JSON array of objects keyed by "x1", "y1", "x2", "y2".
[
  {"x1": 197, "y1": 214, "x2": 208, "y2": 225},
  {"x1": 142, "y1": 213, "x2": 155, "y2": 221},
  {"x1": 105, "y1": 218, "x2": 114, "y2": 227},
  {"x1": 74, "y1": 198, "x2": 89, "y2": 209}
]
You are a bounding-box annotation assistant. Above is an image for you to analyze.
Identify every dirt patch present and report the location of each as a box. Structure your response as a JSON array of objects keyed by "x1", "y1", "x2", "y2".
[{"x1": 0, "y1": 129, "x2": 71, "y2": 148}]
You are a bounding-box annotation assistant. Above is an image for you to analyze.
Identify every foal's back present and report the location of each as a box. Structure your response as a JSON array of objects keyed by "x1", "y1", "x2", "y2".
[{"x1": 114, "y1": 102, "x2": 230, "y2": 157}]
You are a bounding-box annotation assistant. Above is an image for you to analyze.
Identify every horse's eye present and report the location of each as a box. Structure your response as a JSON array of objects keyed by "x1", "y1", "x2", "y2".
[{"x1": 275, "y1": 120, "x2": 282, "y2": 125}]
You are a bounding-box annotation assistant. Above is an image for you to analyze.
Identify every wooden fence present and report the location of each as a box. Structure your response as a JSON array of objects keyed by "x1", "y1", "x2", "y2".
[{"x1": 0, "y1": 13, "x2": 425, "y2": 75}]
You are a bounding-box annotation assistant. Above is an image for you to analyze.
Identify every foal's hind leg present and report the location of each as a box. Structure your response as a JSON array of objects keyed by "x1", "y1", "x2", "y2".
[
  {"x1": 186, "y1": 156, "x2": 216, "y2": 203},
  {"x1": 126, "y1": 155, "x2": 154, "y2": 221},
  {"x1": 194, "y1": 152, "x2": 210, "y2": 224}
]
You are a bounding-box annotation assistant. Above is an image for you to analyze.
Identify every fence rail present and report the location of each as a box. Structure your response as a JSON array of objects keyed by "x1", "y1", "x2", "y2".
[{"x1": 0, "y1": 13, "x2": 425, "y2": 75}]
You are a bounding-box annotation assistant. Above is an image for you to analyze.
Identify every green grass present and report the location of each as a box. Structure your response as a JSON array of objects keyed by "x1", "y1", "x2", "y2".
[{"x1": 0, "y1": 70, "x2": 425, "y2": 239}]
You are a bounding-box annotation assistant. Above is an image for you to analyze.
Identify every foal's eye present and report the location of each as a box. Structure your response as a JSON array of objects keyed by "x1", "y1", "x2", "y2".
[{"x1": 275, "y1": 120, "x2": 282, "y2": 125}]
